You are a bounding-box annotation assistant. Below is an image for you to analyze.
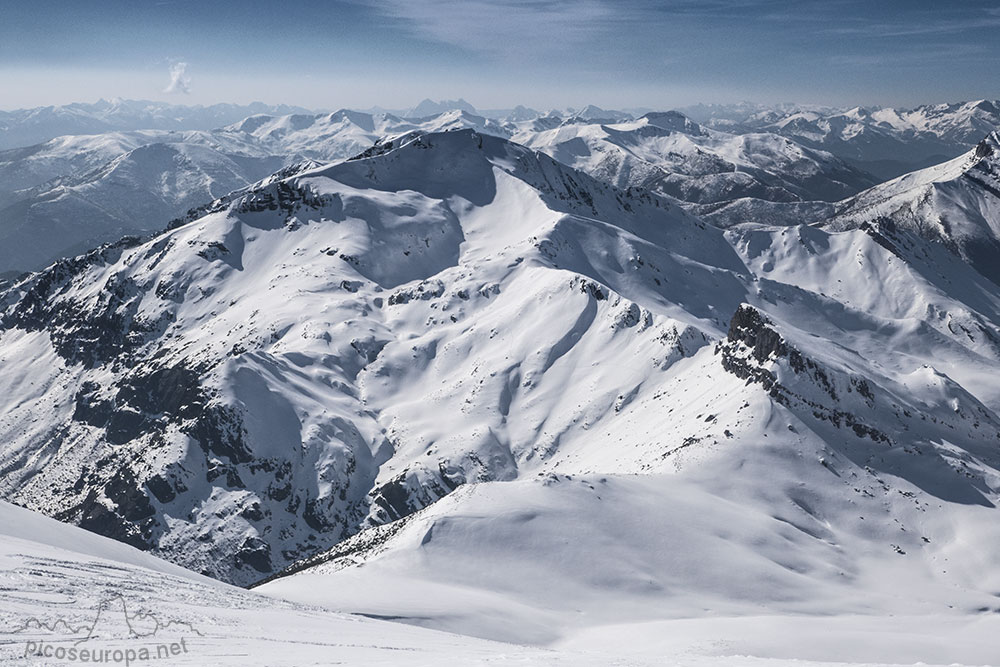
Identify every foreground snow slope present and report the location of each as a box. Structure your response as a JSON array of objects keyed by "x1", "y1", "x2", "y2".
[
  {"x1": 0, "y1": 500, "x2": 629, "y2": 666},
  {"x1": 260, "y1": 476, "x2": 1000, "y2": 664},
  {"x1": 2, "y1": 498, "x2": 994, "y2": 666}
]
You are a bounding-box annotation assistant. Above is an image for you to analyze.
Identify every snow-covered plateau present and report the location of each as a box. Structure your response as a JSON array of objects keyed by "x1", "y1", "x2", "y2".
[{"x1": 1, "y1": 100, "x2": 1000, "y2": 665}]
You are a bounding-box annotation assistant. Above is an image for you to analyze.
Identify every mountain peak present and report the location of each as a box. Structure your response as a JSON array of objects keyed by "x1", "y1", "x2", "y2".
[
  {"x1": 406, "y1": 98, "x2": 478, "y2": 118},
  {"x1": 974, "y1": 130, "x2": 1000, "y2": 159},
  {"x1": 973, "y1": 99, "x2": 997, "y2": 112},
  {"x1": 641, "y1": 110, "x2": 704, "y2": 135},
  {"x1": 505, "y1": 105, "x2": 540, "y2": 122},
  {"x1": 572, "y1": 105, "x2": 633, "y2": 122}
]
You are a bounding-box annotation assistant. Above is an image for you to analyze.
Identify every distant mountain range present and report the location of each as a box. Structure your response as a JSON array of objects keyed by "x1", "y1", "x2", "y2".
[
  {"x1": 682, "y1": 100, "x2": 1000, "y2": 180},
  {"x1": 4, "y1": 97, "x2": 995, "y2": 276},
  {"x1": 0, "y1": 99, "x2": 313, "y2": 150},
  {"x1": 0, "y1": 110, "x2": 509, "y2": 274},
  {"x1": 515, "y1": 111, "x2": 878, "y2": 206}
]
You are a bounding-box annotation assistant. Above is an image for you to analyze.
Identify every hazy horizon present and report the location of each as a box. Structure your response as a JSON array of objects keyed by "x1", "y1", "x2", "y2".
[{"x1": 1, "y1": 95, "x2": 999, "y2": 116}]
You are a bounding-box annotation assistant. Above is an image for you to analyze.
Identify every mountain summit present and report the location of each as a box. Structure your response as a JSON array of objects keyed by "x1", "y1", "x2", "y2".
[
  {"x1": 825, "y1": 130, "x2": 1000, "y2": 284},
  {"x1": 405, "y1": 98, "x2": 478, "y2": 118}
]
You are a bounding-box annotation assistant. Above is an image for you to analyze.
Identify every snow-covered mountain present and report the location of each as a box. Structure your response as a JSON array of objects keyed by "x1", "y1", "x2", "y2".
[
  {"x1": 0, "y1": 99, "x2": 314, "y2": 150},
  {"x1": 1, "y1": 102, "x2": 909, "y2": 276},
  {"x1": 224, "y1": 108, "x2": 510, "y2": 158},
  {"x1": 566, "y1": 104, "x2": 634, "y2": 123},
  {"x1": 498, "y1": 104, "x2": 543, "y2": 122},
  {"x1": 513, "y1": 111, "x2": 877, "y2": 206},
  {"x1": 703, "y1": 129, "x2": 1000, "y2": 256},
  {"x1": 824, "y1": 131, "x2": 1000, "y2": 284},
  {"x1": 251, "y1": 188, "x2": 1000, "y2": 652},
  {"x1": 678, "y1": 101, "x2": 838, "y2": 129},
  {"x1": 2, "y1": 120, "x2": 1000, "y2": 660},
  {"x1": 0, "y1": 129, "x2": 722, "y2": 586},
  {"x1": 0, "y1": 138, "x2": 287, "y2": 275},
  {"x1": 251, "y1": 130, "x2": 1000, "y2": 661}
]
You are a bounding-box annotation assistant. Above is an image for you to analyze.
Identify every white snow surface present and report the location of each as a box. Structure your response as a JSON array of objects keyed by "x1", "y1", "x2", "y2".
[
  {"x1": 2, "y1": 499, "x2": 996, "y2": 666},
  {"x1": 0, "y1": 500, "x2": 631, "y2": 665}
]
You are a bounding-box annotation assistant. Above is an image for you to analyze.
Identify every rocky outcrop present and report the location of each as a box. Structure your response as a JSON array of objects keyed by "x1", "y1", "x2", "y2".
[{"x1": 719, "y1": 305, "x2": 888, "y2": 443}]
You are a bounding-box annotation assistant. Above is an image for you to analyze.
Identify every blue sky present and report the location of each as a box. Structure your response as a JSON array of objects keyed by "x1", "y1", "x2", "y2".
[{"x1": 1, "y1": 0, "x2": 998, "y2": 110}]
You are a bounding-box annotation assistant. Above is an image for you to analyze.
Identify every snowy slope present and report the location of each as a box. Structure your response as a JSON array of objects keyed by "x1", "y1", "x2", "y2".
[
  {"x1": 0, "y1": 500, "x2": 618, "y2": 666},
  {"x1": 5, "y1": 503, "x2": 980, "y2": 667},
  {"x1": 259, "y1": 476, "x2": 1000, "y2": 664},
  {"x1": 824, "y1": 131, "x2": 1000, "y2": 284}
]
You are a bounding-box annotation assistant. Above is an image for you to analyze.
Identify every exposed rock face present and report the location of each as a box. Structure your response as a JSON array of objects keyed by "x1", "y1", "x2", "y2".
[{"x1": 719, "y1": 304, "x2": 890, "y2": 442}]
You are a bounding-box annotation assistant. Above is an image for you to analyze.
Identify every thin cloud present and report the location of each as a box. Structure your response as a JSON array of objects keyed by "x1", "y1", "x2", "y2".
[
  {"x1": 164, "y1": 61, "x2": 191, "y2": 94},
  {"x1": 823, "y1": 12, "x2": 1000, "y2": 38},
  {"x1": 829, "y1": 43, "x2": 989, "y2": 68},
  {"x1": 361, "y1": 0, "x2": 617, "y2": 56}
]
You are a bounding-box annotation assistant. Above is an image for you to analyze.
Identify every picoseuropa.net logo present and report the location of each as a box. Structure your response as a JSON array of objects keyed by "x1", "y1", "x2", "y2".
[
  {"x1": 24, "y1": 639, "x2": 191, "y2": 665},
  {"x1": 12, "y1": 593, "x2": 203, "y2": 665}
]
